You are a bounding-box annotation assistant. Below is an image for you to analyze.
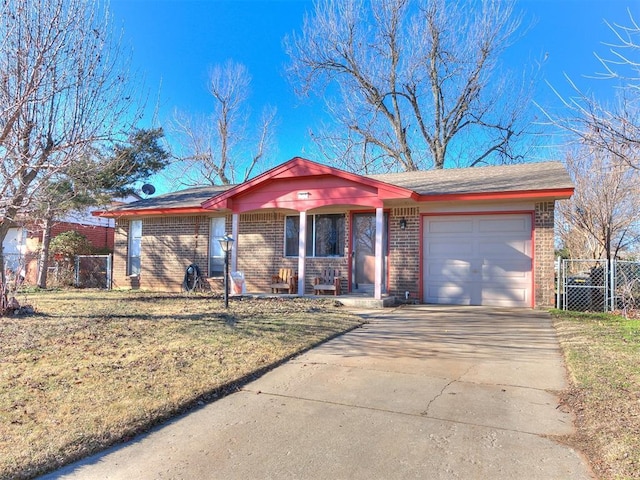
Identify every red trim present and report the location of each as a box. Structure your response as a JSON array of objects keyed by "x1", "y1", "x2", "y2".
[
  {"x1": 418, "y1": 188, "x2": 573, "y2": 203},
  {"x1": 420, "y1": 211, "x2": 535, "y2": 307},
  {"x1": 531, "y1": 213, "x2": 536, "y2": 308}
]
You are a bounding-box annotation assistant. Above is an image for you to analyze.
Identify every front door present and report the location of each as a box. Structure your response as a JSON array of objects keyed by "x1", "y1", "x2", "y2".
[{"x1": 351, "y1": 213, "x2": 387, "y2": 294}]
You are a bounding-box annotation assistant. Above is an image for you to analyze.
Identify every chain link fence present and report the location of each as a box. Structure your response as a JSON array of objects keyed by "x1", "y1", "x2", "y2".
[
  {"x1": 2, "y1": 253, "x2": 112, "y2": 290},
  {"x1": 74, "y1": 255, "x2": 112, "y2": 289},
  {"x1": 557, "y1": 259, "x2": 640, "y2": 314}
]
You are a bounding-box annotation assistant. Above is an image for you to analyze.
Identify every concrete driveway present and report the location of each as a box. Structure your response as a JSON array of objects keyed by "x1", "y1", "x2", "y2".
[{"x1": 43, "y1": 306, "x2": 594, "y2": 479}]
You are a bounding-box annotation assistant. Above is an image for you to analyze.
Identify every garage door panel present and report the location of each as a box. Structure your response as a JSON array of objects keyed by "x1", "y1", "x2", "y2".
[
  {"x1": 424, "y1": 214, "x2": 532, "y2": 308},
  {"x1": 482, "y1": 263, "x2": 530, "y2": 279},
  {"x1": 478, "y1": 241, "x2": 531, "y2": 257},
  {"x1": 428, "y1": 260, "x2": 471, "y2": 277},
  {"x1": 482, "y1": 288, "x2": 528, "y2": 305},
  {"x1": 478, "y1": 217, "x2": 528, "y2": 233},
  {"x1": 428, "y1": 219, "x2": 474, "y2": 234},
  {"x1": 428, "y1": 240, "x2": 474, "y2": 257},
  {"x1": 426, "y1": 283, "x2": 472, "y2": 306}
]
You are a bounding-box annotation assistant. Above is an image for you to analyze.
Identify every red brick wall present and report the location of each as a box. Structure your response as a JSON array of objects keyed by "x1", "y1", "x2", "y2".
[
  {"x1": 388, "y1": 207, "x2": 420, "y2": 301},
  {"x1": 534, "y1": 201, "x2": 556, "y2": 308},
  {"x1": 51, "y1": 222, "x2": 114, "y2": 251},
  {"x1": 113, "y1": 212, "x2": 352, "y2": 294},
  {"x1": 113, "y1": 215, "x2": 228, "y2": 292}
]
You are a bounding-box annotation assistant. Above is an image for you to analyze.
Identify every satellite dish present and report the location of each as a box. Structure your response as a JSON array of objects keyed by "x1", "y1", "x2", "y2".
[{"x1": 141, "y1": 183, "x2": 156, "y2": 195}]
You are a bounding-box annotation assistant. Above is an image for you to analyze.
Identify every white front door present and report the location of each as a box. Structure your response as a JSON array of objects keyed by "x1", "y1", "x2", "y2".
[{"x1": 423, "y1": 214, "x2": 532, "y2": 307}]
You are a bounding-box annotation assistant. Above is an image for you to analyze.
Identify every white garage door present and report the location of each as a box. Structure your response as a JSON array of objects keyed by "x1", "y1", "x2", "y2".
[{"x1": 423, "y1": 214, "x2": 532, "y2": 307}]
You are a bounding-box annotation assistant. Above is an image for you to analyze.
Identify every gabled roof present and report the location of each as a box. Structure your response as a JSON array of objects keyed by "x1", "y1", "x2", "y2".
[{"x1": 95, "y1": 158, "x2": 573, "y2": 218}]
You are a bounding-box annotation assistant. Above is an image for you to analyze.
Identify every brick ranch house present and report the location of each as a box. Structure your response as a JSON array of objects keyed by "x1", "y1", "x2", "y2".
[{"x1": 96, "y1": 157, "x2": 573, "y2": 308}]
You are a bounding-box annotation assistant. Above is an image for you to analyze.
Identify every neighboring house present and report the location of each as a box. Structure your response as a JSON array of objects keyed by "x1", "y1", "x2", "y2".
[
  {"x1": 2, "y1": 227, "x2": 29, "y2": 274},
  {"x1": 96, "y1": 157, "x2": 573, "y2": 308}
]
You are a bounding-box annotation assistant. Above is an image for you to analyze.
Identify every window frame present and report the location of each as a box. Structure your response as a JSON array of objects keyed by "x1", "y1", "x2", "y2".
[
  {"x1": 284, "y1": 214, "x2": 345, "y2": 258},
  {"x1": 209, "y1": 217, "x2": 226, "y2": 278},
  {"x1": 128, "y1": 220, "x2": 142, "y2": 276}
]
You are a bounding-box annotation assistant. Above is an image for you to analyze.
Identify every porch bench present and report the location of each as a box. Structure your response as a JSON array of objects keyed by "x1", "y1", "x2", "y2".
[
  {"x1": 313, "y1": 269, "x2": 342, "y2": 296},
  {"x1": 271, "y1": 268, "x2": 297, "y2": 294}
]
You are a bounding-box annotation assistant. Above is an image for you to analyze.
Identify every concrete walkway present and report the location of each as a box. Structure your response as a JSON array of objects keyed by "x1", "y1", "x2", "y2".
[{"x1": 43, "y1": 306, "x2": 594, "y2": 479}]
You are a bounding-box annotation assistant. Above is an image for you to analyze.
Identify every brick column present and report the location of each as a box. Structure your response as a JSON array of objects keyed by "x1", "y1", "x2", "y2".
[
  {"x1": 389, "y1": 207, "x2": 421, "y2": 302},
  {"x1": 534, "y1": 201, "x2": 556, "y2": 308}
]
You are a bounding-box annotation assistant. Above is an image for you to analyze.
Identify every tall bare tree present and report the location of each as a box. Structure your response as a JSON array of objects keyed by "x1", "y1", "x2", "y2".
[
  {"x1": 0, "y1": 0, "x2": 139, "y2": 310},
  {"x1": 170, "y1": 60, "x2": 277, "y2": 186},
  {"x1": 539, "y1": 10, "x2": 640, "y2": 170},
  {"x1": 556, "y1": 144, "x2": 640, "y2": 260},
  {"x1": 284, "y1": 0, "x2": 536, "y2": 172}
]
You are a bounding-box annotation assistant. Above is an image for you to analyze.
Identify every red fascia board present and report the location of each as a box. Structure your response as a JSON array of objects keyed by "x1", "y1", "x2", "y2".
[
  {"x1": 417, "y1": 187, "x2": 574, "y2": 202},
  {"x1": 92, "y1": 207, "x2": 209, "y2": 218}
]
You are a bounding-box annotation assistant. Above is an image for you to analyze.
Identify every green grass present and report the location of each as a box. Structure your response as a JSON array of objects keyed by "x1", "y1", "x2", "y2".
[
  {"x1": 551, "y1": 309, "x2": 640, "y2": 479},
  {"x1": 0, "y1": 290, "x2": 364, "y2": 480}
]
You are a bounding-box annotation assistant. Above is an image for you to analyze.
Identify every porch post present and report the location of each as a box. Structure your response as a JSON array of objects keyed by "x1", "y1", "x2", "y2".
[
  {"x1": 297, "y1": 211, "x2": 307, "y2": 296},
  {"x1": 374, "y1": 207, "x2": 384, "y2": 300},
  {"x1": 231, "y1": 213, "x2": 239, "y2": 272}
]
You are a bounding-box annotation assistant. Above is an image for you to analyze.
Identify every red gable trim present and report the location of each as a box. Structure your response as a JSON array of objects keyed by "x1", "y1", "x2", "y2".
[
  {"x1": 418, "y1": 187, "x2": 574, "y2": 203},
  {"x1": 201, "y1": 157, "x2": 418, "y2": 212}
]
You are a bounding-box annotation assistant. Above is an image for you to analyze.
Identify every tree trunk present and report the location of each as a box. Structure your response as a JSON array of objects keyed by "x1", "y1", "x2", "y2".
[
  {"x1": 36, "y1": 215, "x2": 54, "y2": 289},
  {"x1": 0, "y1": 219, "x2": 13, "y2": 314},
  {"x1": 0, "y1": 246, "x2": 7, "y2": 314}
]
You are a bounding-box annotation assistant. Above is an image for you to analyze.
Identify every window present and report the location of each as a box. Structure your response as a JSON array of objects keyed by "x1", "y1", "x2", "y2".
[
  {"x1": 209, "y1": 217, "x2": 226, "y2": 277},
  {"x1": 285, "y1": 214, "x2": 345, "y2": 257},
  {"x1": 285, "y1": 216, "x2": 311, "y2": 257},
  {"x1": 128, "y1": 220, "x2": 142, "y2": 276}
]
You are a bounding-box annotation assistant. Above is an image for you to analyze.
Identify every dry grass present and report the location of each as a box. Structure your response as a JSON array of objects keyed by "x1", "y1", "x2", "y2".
[
  {"x1": 0, "y1": 290, "x2": 364, "y2": 480},
  {"x1": 552, "y1": 310, "x2": 640, "y2": 479}
]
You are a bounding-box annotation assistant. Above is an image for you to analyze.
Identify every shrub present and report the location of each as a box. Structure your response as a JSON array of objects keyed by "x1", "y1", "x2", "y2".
[{"x1": 49, "y1": 231, "x2": 93, "y2": 259}]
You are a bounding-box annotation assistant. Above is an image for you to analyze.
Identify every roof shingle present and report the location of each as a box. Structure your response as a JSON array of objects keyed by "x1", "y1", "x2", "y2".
[{"x1": 366, "y1": 161, "x2": 572, "y2": 195}]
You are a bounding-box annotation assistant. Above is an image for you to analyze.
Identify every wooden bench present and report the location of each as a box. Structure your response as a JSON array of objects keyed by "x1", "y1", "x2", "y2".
[
  {"x1": 313, "y1": 269, "x2": 342, "y2": 296},
  {"x1": 271, "y1": 268, "x2": 297, "y2": 294}
]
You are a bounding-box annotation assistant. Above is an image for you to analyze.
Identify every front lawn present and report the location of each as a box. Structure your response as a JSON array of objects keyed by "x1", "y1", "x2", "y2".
[
  {"x1": 0, "y1": 290, "x2": 364, "y2": 480},
  {"x1": 552, "y1": 310, "x2": 640, "y2": 479}
]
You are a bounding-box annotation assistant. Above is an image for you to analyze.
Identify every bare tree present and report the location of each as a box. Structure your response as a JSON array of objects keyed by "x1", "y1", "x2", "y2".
[
  {"x1": 170, "y1": 61, "x2": 277, "y2": 186},
  {"x1": 284, "y1": 0, "x2": 536, "y2": 172},
  {"x1": 0, "y1": 0, "x2": 138, "y2": 310},
  {"x1": 538, "y1": 10, "x2": 640, "y2": 170},
  {"x1": 556, "y1": 144, "x2": 640, "y2": 260}
]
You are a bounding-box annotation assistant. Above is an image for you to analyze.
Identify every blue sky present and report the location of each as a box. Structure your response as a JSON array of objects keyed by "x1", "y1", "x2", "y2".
[{"x1": 109, "y1": 0, "x2": 637, "y2": 190}]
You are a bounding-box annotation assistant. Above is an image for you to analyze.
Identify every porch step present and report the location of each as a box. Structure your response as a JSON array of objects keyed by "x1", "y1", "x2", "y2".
[{"x1": 333, "y1": 295, "x2": 396, "y2": 309}]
